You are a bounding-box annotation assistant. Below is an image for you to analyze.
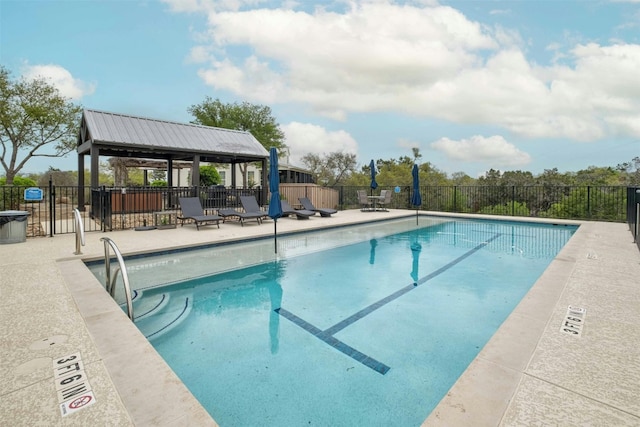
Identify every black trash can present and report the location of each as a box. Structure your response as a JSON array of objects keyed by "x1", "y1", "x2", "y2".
[{"x1": 0, "y1": 210, "x2": 30, "y2": 244}]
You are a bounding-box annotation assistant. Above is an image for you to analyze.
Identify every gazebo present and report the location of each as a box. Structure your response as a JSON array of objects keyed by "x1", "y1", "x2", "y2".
[{"x1": 76, "y1": 109, "x2": 270, "y2": 207}]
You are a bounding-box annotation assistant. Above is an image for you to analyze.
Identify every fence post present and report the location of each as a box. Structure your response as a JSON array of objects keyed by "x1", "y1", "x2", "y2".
[
  {"x1": 636, "y1": 201, "x2": 639, "y2": 243},
  {"x1": 587, "y1": 186, "x2": 591, "y2": 219},
  {"x1": 48, "y1": 177, "x2": 54, "y2": 237},
  {"x1": 512, "y1": 186, "x2": 516, "y2": 216},
  {"x1": 635, "y1": 189, "x2": 640, "y2": 244},
  {"x1": 100, "y1": 185, "x2": 107, "y2": 232}
]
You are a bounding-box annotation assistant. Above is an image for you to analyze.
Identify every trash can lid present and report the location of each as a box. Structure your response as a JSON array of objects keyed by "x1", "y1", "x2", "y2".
[{"x1": 0, "y1": 210, "x2": 30, "y2": 216}]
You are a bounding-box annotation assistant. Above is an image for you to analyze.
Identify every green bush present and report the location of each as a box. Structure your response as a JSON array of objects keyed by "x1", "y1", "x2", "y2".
[
  {"x1": 0, "y1": 176, "x2": 38, "y2": 209},
  {"x1": 199, "y1": 165, "x2": 221, "y2": 186},
  {"x1": 0, "y1": 176, "x2": 37, "y2": 186},
  {"x1": 478, "y1": 201, "x2": 529, "y2": 216}
]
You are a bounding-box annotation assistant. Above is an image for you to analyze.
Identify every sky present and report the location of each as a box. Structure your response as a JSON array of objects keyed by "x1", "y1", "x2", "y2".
[{"x1": 1, "y1": 0, "x2": 639, "y2": 177}]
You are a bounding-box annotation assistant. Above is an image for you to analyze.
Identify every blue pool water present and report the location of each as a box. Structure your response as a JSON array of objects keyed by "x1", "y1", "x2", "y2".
[{"x1": 89, "y1": 217, "x2": 577, "y2": 426}]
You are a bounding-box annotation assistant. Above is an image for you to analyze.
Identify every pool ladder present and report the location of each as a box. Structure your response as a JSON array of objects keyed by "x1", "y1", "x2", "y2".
[
  {"x1": 100, "y1": 237, "x2": 134, "y2": 321},
  {"x1": 73, "y1": 208, "x2": 85, "y2": 255}
]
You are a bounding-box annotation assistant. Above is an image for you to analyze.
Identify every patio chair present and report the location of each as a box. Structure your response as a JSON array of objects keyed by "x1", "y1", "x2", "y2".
[
  {"x1": 177, "y1": 197, "x2": 222, "y2": 230},
  {"x1": 357, "y1": 190, "x2": 373, "y2": 211},
  {"x1": 378, "y1": 190, "x2": 392, "y2": 211},
  {"x1": 280, "y1": 200, "x2": 315, "y2": 219},
  {"x1": 239, "y1": 196, "x2": 269, "y2": 223},
  {"x1": 298, "y1": 197, "x2": 337, "y2": 217},
  {"x1": 218, "y1": 208, "x2": 264, "y2": 226}
]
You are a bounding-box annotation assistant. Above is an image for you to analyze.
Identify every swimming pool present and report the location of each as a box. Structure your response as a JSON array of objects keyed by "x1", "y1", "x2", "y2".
[{"x1": 88, "y1": 217, "x2": 577, "y2": 426}]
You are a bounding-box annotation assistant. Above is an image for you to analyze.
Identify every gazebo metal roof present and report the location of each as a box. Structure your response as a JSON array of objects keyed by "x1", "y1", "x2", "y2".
[
  {"x1": 77, "y1": 109, "x2": 269, "y2": 164},
  {"x1": 76, "y1": 109, "x2": 271, "y2": 195}
]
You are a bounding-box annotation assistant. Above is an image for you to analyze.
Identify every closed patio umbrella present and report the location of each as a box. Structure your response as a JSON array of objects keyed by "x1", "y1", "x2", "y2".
[
  {"x1": 411, "y1": 164, "x2": 422, "y2": 225},
  {"x1": 369, "y1": 159, "x2": 378, "y2": 196},
  {"x1": 268, "y1": 147, "x2": 283, "y2": 253},
  {"x1": 369, "y1": 238, "x2": 378, "y2": 265},
  {"x1": 410, "y1": 241, "x2": 422, "y2": 284}
]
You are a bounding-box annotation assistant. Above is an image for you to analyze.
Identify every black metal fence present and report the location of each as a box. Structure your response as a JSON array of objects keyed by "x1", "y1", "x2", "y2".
[
  {"x1": 628, "y1": 187, "x2": 640, "y2": 251},
  {"x1": 0, "y1": 184, "x2": 636, "y2": 239},
  {"x1": 343, "y1": 185, "x2": 629, "y2": 222}
]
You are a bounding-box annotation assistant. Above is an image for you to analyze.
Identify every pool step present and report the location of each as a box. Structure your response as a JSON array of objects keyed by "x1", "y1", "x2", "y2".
[
  {"x1": 133, "y1": 292, "x2": 170, "y2": 321},
  {"x1": 118, "y1": 290, "x2": 170, "y2": 320},
  {"x1": 133, "y1": 294, "x2": 192, "y2": 340}
]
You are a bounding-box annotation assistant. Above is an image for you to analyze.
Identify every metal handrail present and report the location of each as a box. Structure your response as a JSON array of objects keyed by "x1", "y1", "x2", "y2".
[
  {"x1": 100, "y1": 237, "x2": 134, "y2": 321},
  {"x1": 73, "y1": 208, "x2": 85, "y2": 255}
]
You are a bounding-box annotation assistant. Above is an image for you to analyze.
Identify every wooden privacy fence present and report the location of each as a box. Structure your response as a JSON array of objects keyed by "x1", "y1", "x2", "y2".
[
  {"x1": 278, "y1": 184, "x2": 339, "y2": 209},
  {"x1": 110, "y1": 189, "x2": 163, "y2": 213}
]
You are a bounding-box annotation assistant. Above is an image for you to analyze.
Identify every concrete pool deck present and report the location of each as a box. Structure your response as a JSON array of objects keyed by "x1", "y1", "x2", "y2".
[{"x1": 1, "y1": 210, "x2": 639, "y2": 426}]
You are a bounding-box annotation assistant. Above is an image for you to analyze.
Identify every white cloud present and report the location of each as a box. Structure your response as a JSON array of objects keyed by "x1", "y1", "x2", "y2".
[
  {"x1": 430, "y1": 135, "x2": 531, "y2": 168},
  {"x1": 169, "y1": 1, "x2": 640, "y2": 142},
  {"x1": 397, "y1": 137, "x2": 421, "y2": 151},
  {"x1": 189, "y1": 2, "x2": 496, "y2": 116},
  {"x1": 280, "y1": 122, "x2": 359, "y2": 166},
  {"x1": 22, "y1": 64, "x2": 95, "y2": 100},
  {"x1": 162, "y1": 0, "x2": 267, "y2": 13},
  {"x1": 186, "y1": 45, "x2": 214, "y2": 63}
]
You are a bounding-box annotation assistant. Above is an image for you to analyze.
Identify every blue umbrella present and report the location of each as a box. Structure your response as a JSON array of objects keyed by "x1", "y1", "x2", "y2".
[
  {"x1": 268, "y1": 147, "x2": 283, "y2": 253},
  {"x1": 411, "y1": 164, "x2": 422, "y2": 225},
  {"x1": 369, "y1": 239, "x2": 378, "y2": 265},
  {"x1": 369, "y1": 159, "x2": 378, "y2": 196}
]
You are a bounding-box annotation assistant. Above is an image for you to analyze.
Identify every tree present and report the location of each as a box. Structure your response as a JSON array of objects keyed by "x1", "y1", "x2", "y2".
[
  {"x1": 0, "y1": 175, "x2": 36, "y2": 186},
  {"x1": 540, "y1": 187, "x2": 624, "y2": 221},
  {"x1": 37, "y1": 167, "x2": 76, "y2": 186},
  {"x1": 108, "y1": 158, "x2": 144, "y2": 186},
  {"x1": 615, "y1": 157, "x2": 640, "y2": 185},
  {"x1": 0, "y1": 66, "x2": 82, "y2": 185},
  {"x1": 411, "y1": 147, "x2": 422, "y2": 164},
  {"x1": 301, "y1": 152, "x2": 357, "y2": 186},
  {"x1": 150, "y1": 169, "x2": 166, "y2": 183},
  {"x1": 188, "y1": 97, "x2": 286, "y2": 187},
  {"x1": 574, "y1": 166, "x2": 620, "y2": 185},
  {"x1": 478, "y1": 200, "x2": 530, "y2": 216},
  {"x1": 199, "y1": 165, "x2": 221, "y2": 186},
  {"x1": 418, "y1": 162, "x2": 449, "y2": 186},
  {"x1": 450, "y1": 171, "x2": 475, "y2": 185}
]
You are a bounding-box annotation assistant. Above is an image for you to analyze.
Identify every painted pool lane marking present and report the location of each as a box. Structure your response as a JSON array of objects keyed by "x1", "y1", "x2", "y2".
[
  {"x1": 276, "y1": 308, "x2": 390, "y2": 374},
  {"x1": 323, "y1": 285, "x2": 416, "y2": 336},
  {"x1": 325, "y1": 233, "x2": 503, "y2": 336},
  {"x1": 278, "y1": 233, "x2": 503, "y2": 375}
]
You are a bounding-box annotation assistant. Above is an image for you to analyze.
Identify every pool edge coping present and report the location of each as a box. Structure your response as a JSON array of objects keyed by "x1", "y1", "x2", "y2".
[
  {"x1": 59, "y1": 211, "x2": 587, "y2": 426},
  {"x1": 421, "y1": 217, "x2": 586, "y2": 426}
]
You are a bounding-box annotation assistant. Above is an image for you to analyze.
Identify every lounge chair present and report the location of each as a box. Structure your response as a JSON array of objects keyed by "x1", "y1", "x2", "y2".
[
  {"x1": 239, "y1": 196, "x2": 269, "y2": 222},
  {"x1": 177, "y1": 197, "x2": 222, "y2": 230},
  {"x1": 378, "y1": 190, "x2": 392, "y2": 211},
  {"x1": 280, "y1": 200, "x2": 315, "y2": 219},
  {"x1": 218, "y1": 208, "x2": 264, "y2": 226},
  {"x1": 357, "y1": 190, "x2": 373, "y2": 211},
  {"x1": 298, "y1": 197, "x2": 337, "y2": 217}
]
